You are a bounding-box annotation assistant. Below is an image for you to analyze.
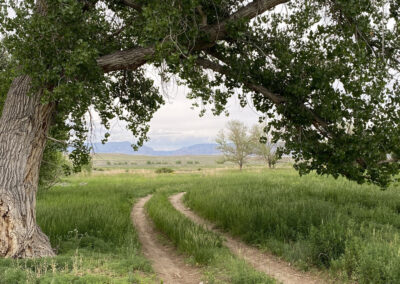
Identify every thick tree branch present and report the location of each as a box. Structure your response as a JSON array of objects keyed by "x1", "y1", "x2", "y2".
[
  {"x1": 97, "y1": 0, "x2": 289, "y2": 72},
  {"x1": 97, "y1": 47, "x2": 154, "y2": 73},
  {"x1": 202, "y1": 0, "x2": 289, "y2": 43}
]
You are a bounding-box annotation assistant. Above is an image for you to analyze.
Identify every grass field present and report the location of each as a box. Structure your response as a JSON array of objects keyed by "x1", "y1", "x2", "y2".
[
  {"x1": 91, "y1": 153, "x2": 293, "y2": 171},
  {"x1": 0, "y1": 175, "x2": 160, "y2": 283},
  {"x1": 1, "y1": 164, "x2": 399, "y2": 283},
  {"x1": 184, "y1": 170, "x2": 400, "y2": 283}
]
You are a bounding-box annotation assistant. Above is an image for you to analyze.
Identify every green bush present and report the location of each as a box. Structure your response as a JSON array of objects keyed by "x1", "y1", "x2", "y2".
[
  {"x1": 39, "y1": 150, "x2": 71, "y2": 191},
  {"x1": 175, "y1": 160, "x2": 182, "y2": 164},
  {"x1": 155, "y1": 167, "x2": 174, "y2": 174}
]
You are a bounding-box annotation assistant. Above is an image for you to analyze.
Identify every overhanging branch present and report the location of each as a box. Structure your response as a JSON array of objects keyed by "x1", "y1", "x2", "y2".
[
  {"x1": 97, "y1": 47, "x2": 154, "y2": 73},
  {"x1": 196, "y1": 57, "x2": 285, "y2": 104},
  {"x1": 97, "y1": 0, "x2": 289, "y2": 72},
  {"x1": 195, "y1": 55, "x2": 331, "y2": 137}
]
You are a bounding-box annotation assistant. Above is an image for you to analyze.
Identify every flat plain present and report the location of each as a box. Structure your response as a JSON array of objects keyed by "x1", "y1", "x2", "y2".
[{"x1": 1, "y1": 158, "x2": 399, "y2": 283}]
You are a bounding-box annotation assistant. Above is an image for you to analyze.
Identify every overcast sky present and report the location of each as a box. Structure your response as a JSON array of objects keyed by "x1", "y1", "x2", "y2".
[{"x1": 91, "y1": 69, "x2": 262, "y2": 150}]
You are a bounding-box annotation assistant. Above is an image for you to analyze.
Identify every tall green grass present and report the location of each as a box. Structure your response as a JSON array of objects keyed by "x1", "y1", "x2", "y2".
[
  {"x1": 0, "y1": 174, "x2": 159, "y2": 283},
  {"x1": 3, "y1": 168, "x2": 398, "y2": 283},
  {"x1": 184, "y1": 169, "x2": 400, "y2": 283},
  {"x1": 146, "y1": 191, "x2": 275, "y2": 283}
]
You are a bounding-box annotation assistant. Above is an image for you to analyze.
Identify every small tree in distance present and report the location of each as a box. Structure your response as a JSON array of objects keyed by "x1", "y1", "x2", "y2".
[
  {"x1": 216, "y1": 121, "x2": 253, "y2": 171},
  {"x1": 251, "y1": 125, "x2": 278, "y2": 169}
]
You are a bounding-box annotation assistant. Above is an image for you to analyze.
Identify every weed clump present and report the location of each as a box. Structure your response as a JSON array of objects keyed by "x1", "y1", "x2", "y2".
[{"x1": 155, "y1": 167, "x2": 174, "y2": 174}]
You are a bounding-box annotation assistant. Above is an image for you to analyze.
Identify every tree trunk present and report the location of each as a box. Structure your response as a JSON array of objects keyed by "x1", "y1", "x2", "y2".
[{"x1": 0, "y1": 75, "x2": 55, "y2": 258}]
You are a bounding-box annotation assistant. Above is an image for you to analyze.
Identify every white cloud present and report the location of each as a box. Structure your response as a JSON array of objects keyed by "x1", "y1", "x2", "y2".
[{"x1": 89, "y1": 78, "x2": 262, "y2": 150}]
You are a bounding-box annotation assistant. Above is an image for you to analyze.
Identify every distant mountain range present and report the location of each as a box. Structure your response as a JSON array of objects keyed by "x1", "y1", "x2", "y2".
[{"x1": 89, "y1": 142, "x2": 221, "y2": 156}]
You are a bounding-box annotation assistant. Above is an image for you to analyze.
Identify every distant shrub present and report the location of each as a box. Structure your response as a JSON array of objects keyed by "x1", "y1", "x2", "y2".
[
  {"x1": 187, "y1": 161, "x2": 194, "y2": 165},
  {"x1": 106, "y1": 161, "x2": 111, "y2": 166},
  {"x1": 131, "y1": 162, "x2": 137, "y2": 165},
  {"x1": 146, "y1": 160, "x2": 152, "y2": 165},
  {"x1": 175, "y1": 160, "x2": 182, "y2": 164},
  {"x1": 94, "y1": 168, "x2": 104, "y2": 172},
  {"x1": 155, "y1": 167, "x2": 174, "y2": 174},
  {"x1": 216, "y1": 159, "x2": 225, "y2": 164},
  {"x1": 195, "y1": 161, "x2": 200, "y2": 164}
]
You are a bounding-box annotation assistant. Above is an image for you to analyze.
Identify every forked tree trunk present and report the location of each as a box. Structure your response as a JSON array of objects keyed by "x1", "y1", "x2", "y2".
[{"x1": 0, "y1": 75, "x2": 55, "y2": 258}]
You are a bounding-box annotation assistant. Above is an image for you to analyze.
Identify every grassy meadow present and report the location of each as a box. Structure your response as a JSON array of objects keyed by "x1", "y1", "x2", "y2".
[
  {"x1": 184, "y1": 170, "x2": 400, "y2": 283},
  {"x1": 0, "y1": 175, "x2": 160, "y2": 283},
  {"x1": 1, "y1": 158, "x2": 399, "y2": 283},
  {"x1": 90, "y1": 153, "x2": 293, "y2": 172}
]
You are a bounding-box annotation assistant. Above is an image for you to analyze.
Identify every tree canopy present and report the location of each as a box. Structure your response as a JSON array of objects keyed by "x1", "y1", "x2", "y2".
[
  {"x1": 216, "y1": 120, "x2": 254, "y2": 170},
  {"x1": 0, "y1": 0, "x2": 399, "y2": 187}
]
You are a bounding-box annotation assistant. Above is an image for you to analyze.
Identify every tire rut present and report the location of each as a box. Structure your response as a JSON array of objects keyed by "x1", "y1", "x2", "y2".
[
  {"x1": 131, "y1": 195, "x2": 203, "y2": 284},
  {"x1": 170, "y1": 192, "x2": 329, "y2": 284}
]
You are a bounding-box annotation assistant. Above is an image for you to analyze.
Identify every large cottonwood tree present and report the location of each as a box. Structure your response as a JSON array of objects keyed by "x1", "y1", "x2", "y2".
[{"x1": 0, "y1": 0, "x2": 399, "y2": 258}]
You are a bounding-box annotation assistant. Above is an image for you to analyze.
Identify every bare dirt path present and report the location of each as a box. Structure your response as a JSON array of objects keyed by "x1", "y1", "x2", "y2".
[
  {"x1": 131, "y1": 195, "x2": 203, "y2": 284},
  {"x1": 170, "y1": 192, "x2": 329, "y2": 284}
]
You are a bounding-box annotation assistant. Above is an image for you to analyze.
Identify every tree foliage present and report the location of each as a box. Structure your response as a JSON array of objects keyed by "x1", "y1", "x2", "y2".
[
  {"x1": 0, "y1": 44, "x2": 12, "y2": 115},
  {"x1": 250, "y1": 124, "x2": 278, "y2": 168},
  {"x1": 0, "y1": 0, "x2": 399, "y2": 187},
  {"x1": 216, "y1": 120, "x2": 253, "y2": 170}
]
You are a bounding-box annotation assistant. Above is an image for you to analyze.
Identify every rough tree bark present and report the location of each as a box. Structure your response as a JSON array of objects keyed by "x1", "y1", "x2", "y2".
[{"x1": 0, "y1": 76, "x2": 55, "y2": 258}]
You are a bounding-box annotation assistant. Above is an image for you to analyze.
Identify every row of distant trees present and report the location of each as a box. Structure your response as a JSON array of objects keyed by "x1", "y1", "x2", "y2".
[{"x1": 216, "y1": 120, "x2": 278, "y2": 170}]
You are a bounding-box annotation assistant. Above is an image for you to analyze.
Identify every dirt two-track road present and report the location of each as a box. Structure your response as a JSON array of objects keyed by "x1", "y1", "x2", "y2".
[
  {"x1": 132, "y1": 193, "x2": 329, "y2": 284},
  {"x1": 131, "y1": 195, "x2": 203, "y2": 284}
]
